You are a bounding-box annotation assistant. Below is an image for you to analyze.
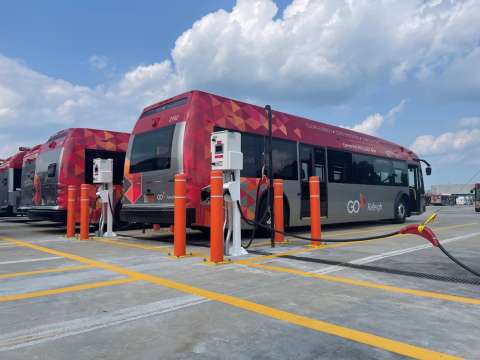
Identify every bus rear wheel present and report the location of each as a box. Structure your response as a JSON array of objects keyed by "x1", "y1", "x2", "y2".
[{"x1": 393, "y1": 199, "x2": 407, "y2": 224}]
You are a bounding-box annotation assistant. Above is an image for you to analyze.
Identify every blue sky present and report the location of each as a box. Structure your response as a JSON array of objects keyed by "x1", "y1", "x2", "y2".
[{"x1": 0, "y1": 0, "x2": 479, "y2": 189}]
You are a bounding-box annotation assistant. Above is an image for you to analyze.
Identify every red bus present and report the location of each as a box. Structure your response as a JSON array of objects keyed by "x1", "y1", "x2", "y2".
[
  {"x1": 18, "y1": 145, "x2": 42, "y2": 215},
  {"x1": 0, "y1": 150, "x2": 27, "y2": 216},
  {"x1": 121, "y1": 90, "x2": 429, "y2": 229},
  {"x1": 28, "y1": 128, "x2": 130, "y2": 223},
  {"x1": 430, "y1": 194, "x2": 443, "y2": 206}
]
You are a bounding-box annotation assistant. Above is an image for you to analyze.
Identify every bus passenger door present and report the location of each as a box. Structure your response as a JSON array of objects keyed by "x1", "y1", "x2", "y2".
[
  {"x1": 300, "y1": 145, "x2": 327, "y2": 218},
  {"x1": 314, "y1": 148, "x2": 328, "y2": 217},
  {"x1": 408, "y1": 165, "x2": 424, "y2": 213}
]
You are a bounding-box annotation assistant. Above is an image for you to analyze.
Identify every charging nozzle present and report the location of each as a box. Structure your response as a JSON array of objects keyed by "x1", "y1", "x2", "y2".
[{"x1": 399, "y1": 224, "x2": 439, "y2": 247}]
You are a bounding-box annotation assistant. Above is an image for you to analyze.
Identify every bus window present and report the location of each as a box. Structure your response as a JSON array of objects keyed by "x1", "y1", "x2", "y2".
[
  {"x1": 352, "y1": 154, "x2": 375, "y2": 184},
  {"x1": 140, "y1": 98, "x2": 187, "y2": 118},
  {"x1": 240, "y1": 133, "x2": 263, "y2": 178},
  {"x1": 408, "y1": 167, "x2": 416, "y2": 188},
  {"x1": 47, "y1": 164, "x2": 57, "y2": 178},
  {"x1": 314, "y1": 148, "x2": 326, "y2": 182},
  {"x1": 130, "y1": 126, "x2": 175, "y2": 174},
  {"x1": 272, "y1": 138, "x2": 298, "y2": 180},
  {"x1": 327, "y1": 150, "x2": 352, "y2": 183},
  {"x1": 393, "y1": 161, "x2": 408, "y2": 186},
  {"x1": 374, "y1": 158, "x2": 394, "y2": 185},
  {"x1": 13, "y1": 168, "x2": 22, "y2": 190}
]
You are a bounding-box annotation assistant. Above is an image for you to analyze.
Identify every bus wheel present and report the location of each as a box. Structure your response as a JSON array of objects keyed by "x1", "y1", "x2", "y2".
[{"x1": 393, "y1": 199, "x2": 407, "y2": 224}]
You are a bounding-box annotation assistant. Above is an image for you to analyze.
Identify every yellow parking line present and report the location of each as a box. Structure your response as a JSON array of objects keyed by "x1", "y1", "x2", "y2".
[
  {"x1": 0, "y1": 278, "x2": 136, "y2": 302},
  {"x1": 0, "y1": 265, "x2": 92, "y2": 279},
  {"x1": 94, "y1": 237, "x2": 207, "y2": 257},
  {"x1": 324, "y1": 224, "x2": 402, "y2": 238},
  {"x1": 0, "y1": 236, "x2": 461, "y2": 360},
  {"x1": 93, "y1": 238, "x2": 170, "y2": 252},
  {"x1": 249, "y1": 263, "x2": 480, "y2": 305},
  {"x1": 236, "y1": 222, "x2": 478, "y2": 265}
]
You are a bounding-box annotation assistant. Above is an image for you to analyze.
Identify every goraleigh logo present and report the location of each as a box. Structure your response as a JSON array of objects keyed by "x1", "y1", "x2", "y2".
[{"x1": 347, "y1": 193, "x2": 383, "y2": 214}]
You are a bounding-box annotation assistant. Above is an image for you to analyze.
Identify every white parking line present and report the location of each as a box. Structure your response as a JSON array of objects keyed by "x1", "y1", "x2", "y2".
[
  {"x1": 312, "y1": 231, "x2": 480, "y2": 275},
  {"x1": 0, "y1": 257, "x2": 62, "y2": 265},
  {"x1": 0, "y1": 295, "x2": 208, "y2": 351}
]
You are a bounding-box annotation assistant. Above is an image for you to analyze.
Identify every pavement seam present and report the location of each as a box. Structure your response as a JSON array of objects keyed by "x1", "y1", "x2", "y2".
[{"x1": 0, "y1": 295, "x2": 208, "y2": 352}]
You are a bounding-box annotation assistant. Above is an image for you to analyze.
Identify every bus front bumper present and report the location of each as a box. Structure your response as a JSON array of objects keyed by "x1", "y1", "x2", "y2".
[
  {"x1": 28, "y1": 208, "x2": 67, "y2": 223},
  {"x1": 120, "y1": 206, "x2": 195, "y2": 226}
]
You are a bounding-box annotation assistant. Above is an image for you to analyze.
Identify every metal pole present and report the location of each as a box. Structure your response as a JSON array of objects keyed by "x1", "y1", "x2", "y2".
[{"x1": 265, "y1": 105, "x2": 275, "y2": 248}]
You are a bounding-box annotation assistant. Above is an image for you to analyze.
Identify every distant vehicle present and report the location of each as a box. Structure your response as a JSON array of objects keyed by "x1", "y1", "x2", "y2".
[
  {"x1": 17, "y1": 145, "x2": 41, "y2": 215},
  {"x1": 431, "y1": 194, "x2": 455, "y2": 206},
  {"x1": 0, "y1": 150, "x2": 27, "y2": 216},
  {"x1": 430, "y1": 194, "x2": 443, "y2": 206},
  {"x1": 475, "y1": 184, "x2": 480, "y2": 212},
  {"x1": 456, "y1": 196, "x2": 466, "y2": 206},
  {"x1": 28, "y1": 128, "x2": 130, "y2": 223},
  {"x1": 121, "y1": 90, "x2": 430, "y2": 229}
]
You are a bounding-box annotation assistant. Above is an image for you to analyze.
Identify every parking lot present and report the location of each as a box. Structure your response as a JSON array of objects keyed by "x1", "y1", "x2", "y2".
[{"x1": 1, "y1": 206, "x2": 479, "y2": 359}]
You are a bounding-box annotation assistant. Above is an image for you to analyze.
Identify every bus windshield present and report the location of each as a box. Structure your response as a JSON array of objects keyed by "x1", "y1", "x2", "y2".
[
  {"x1": 36, "y1": 148, "x2": 62, "y2": 179},
  {"x1": 130, "y1": 126, "x2": 175, "y2": 174}
]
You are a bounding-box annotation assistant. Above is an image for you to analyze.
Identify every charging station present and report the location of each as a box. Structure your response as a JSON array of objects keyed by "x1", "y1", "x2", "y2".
[
  {"x1": 93, "y1": 158, "x2": 116, "y2": 237},
  {"x1": 211, "y1": 130, "x2": 248, "y2": 257}
]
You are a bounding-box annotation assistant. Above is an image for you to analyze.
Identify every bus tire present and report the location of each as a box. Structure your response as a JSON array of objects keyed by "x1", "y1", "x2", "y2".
[
  {"x1": 393, "y1": 198, "x2": 407, "y2": 224},
  {"x1": 5, "y1": 206, "x2": 13, "y2": 217},
  {"x1": 113, "y1": 202, "x2": 127, "y2": 230}
]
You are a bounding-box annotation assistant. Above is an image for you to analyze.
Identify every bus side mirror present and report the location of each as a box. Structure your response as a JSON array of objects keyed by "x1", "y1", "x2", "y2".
[{"x1": 426, "y1": 167, "x2": 432, "y2": 176}]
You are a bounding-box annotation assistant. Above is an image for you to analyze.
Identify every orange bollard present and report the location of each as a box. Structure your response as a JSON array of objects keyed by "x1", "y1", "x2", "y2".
[
  {"x1": 153, "y1": 224, "x2": 161, "y2": 231},
  {"x1": 210, "y1": 170, "x2": 224, "y2": 263},
  {"x1": 173, "y1": 173, "x2": 187, "y2": 257},
  {"x1": 80, "y1": 184, "x2": 91, "y2": 240},
  {"x1": 273, "y1": 179, "x2": 284, "y2": 243},
  {"x1": 309, "y1": 176, "x2": 321, "y2": 246},
  {"x1": 66, "y1": 185, "x2": 77, "y2": 238}
]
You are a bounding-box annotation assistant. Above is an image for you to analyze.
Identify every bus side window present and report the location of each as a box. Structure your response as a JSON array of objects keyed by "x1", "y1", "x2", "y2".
[
  {"x1": 352, "y1": 154, "x2": 375, "y2": 184},
  {"x1": 240, "y1": 133, "x2": 263, "y2": 178},
  {"x1": 327, "y1": 150, "x2": 352, "y2": 183},
  {"x1": 301, "y1": 162, "x2": 309, "y2": 181},
  {"x1": 47, "y1": 164, "x2": 57, "y2": 177},
  {"x1": 392, "y1": 161, "x2": 408, "y2": 186},
  {"x1": 14, "y1": 168, "x2": 22, "y2": 190},
  {"x1": 314, "y1": 148, "x2": 325, "y2": 182},
  {"x1": 374, "y1": 158, "x2": 394, "y2": 185},
  {"x1": 272, "y1": 138, "x2": 298, "y2": 180}
]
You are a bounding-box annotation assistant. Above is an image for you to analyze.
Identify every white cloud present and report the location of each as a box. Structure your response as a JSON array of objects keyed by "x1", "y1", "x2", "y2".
[
  {"x1": 349, "y1": 113, "x2": 385, "y2": 136},
  {"x1": 385, "y1": 99, "x2": 407, "y2": 124},
  {"x1": 411, "y1": 129, "x2": 480, "y2": 156},
  {"x1": 89, "y1": 55, "x2": 109, "y2": 70},
  {"x1": 171, "y1": 0, "x2": 480, "y2": 103},
  {"x1": 459, "y1": 117, "x2": 480, "y2": 128},
  {"x1": 345, "y1": 99, "x2": 407, "y2": 135}
]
